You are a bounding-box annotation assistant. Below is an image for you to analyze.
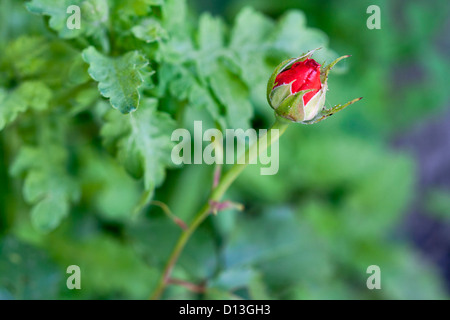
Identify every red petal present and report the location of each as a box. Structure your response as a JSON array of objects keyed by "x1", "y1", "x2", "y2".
[{"x1": 274, "y1": 58, "x2": 322, "y2": 105}]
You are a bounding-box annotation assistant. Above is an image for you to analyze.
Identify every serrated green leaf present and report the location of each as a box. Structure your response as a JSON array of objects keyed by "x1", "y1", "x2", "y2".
[
  {"x1": 132, "y1": 18, "x2": 168, "y2": 43},
  {"x1": 2, "y1": 36, "x2": 80, "y2": 85},
  {"x1": 26, "y1": 0, "x2": 108, "y2": 39},
  {"x1": 0, "y1": 81, "x2": 52, "y2": 130},
  {"x1": 11, "y1": 146, "x2": 79, "y2": 232},
  {"x1": 0, "y1": 89, "x2": 25, "y2": 131},
  {"x1": 82, "y1": 47, "x2": 149, "y2": 113},
  {"x1": 165, "y1": 66, "x2": 226, "y2": 128},
  {"x1": 2, "y1": 36, "x2": 48, "y2": 79},
  {"x1": 101, "y1": 99, "x2": 176, "y2": 192},
  {"x1": 10, "y1": 125, "x2": 79, "y2": 232}
]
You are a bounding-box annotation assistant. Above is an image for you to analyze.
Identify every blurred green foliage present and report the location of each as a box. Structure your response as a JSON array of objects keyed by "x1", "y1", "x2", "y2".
[{"x1": 0, "y1": 0, "x2": 449, "y2": 299}]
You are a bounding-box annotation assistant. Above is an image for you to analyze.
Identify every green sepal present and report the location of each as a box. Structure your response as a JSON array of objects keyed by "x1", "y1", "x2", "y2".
[
  {"x1": 269, "y1": 83, "x2": 291, "y2": 109},
  {"x1": 320, "y1": 55, "x2": 350, "y2": 84},
  {"x1": 266, "y1": 57, "x2": 296, "y2": 104},
  {"x1": 304, "y1": 97, "x2": 363, "y2": 124},
  {"x1": 302, "y1": 86, "x2": 327, "y2": 121},
  {"x1": 275, "y1": 89, "x2": 313, "y2": 122}
]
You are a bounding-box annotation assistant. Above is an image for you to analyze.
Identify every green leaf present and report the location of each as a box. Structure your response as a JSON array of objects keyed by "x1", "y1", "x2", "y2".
[
  {"x1": 0, "y1": 81, "x2": 52, "y2": 130},
  {"x1": 0, "y1": 89, "x2": 26, "y2": 131},
  {"x1": 2, "y1": 36, "x2": 48, "y2": 79},
  {"x1": 209, "y1": 62, "x2": 253, "y2": 129},
  {"x1": 113, "y1": 0, "x2": 159, "y2": 17},
  {"x1": 2, "y1": 36, "x2": 80, "y2": 85},
  {"x1": 132, "y1": 18, "x2": 168, "y2": 43},
  {"x1": 162, "y1": 0, "x2": 188, "y2": 36},
  {"x1": 0, "y1": 237, "x2": 62, "y2": 299},
  {"x1": 16, "y1": 81, "x2": 53, "y2": 111},
  {"x1": 127, "y1": 216, "x2": 181, "y2": 269},
  {"x1": 165, "y1": 66, "x2": 226, "y2": 129},
  {"x1": 208, "y1": 267, "x2": 256, "y2": 292},
  {"x1": 82, "y1": 47, "x2": 150, "y2": 114},
  {"x1": 224, "y1": 208, "x2": 332, "y2": 292},
  {"x1": 30, "y1": 195, "x2": 70, "y2": 231},
  {"x1": 101, "y1": 99, "x2": 176, "y2": 192},
  {"x1": 179, "y1": 226, "x2": 218, "y2": 280},
  {"x1": 195, "y1": 13, "x2": 225, "y2": 80},
  {"x1": 47, "y1": 234, "x2": 158, "y2": 299},
  {"x1": 79, "y1": 147, "x2": 142, "y2": 221},
  {"x1": 208, "y1": 267, "x2": 272, "y2": 299},
  {"x1": 10, "y1": 120, "x2": 79, "y2": 232},
  {"x1": 270, "y1": 10, "x2": 338, "y2": 65},
  {"x1": 198, "y1": 13, "x2": 225, "y2": 53},
  {"x1": 26, "y1": 0, "x2": 108, "y2": 39},
  {"x1": 228, "y1": 7, "x2": 274, "y2": 113},
  {"x1": 248, "y1": 272, "x2": 272, "y2": 300},
  {"x1": 230, "y1": 7, "x2": 273, "y2": 51},
  {"x1": 11, "y1": 145, "x2": 79, "y2": 232},
  {"x1": 128, "y1": 215, "x2": 218, "y2": 280}
]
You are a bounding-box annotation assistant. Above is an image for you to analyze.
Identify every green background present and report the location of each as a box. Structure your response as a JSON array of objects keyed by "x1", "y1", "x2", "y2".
[{"x1": 0, "y1": 0, "x2": 449, "y2": 299}]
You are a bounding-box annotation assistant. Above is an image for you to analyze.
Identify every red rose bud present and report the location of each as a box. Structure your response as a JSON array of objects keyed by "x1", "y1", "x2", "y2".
[
  {"x1": 267, "y1": 48, "x2": 362, "y2": 124},
  {"x1": 274, "y1": 59, "x2": 322, "y2": 105}
]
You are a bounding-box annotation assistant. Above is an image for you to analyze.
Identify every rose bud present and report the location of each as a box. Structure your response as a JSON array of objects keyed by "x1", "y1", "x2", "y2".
[{"x1": 267, "y1": 48, "x2": 362, "y2": 124}]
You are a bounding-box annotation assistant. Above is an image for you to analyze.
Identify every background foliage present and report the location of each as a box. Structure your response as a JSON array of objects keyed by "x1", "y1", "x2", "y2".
[{"x1": 0, "y1": 0, "x2": 449, "y2": 299}]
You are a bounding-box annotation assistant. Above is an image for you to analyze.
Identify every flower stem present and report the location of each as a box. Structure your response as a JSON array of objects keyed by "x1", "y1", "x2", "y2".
[{"x1": 149, "y1": 117, "x2": 290, "y2": 300}]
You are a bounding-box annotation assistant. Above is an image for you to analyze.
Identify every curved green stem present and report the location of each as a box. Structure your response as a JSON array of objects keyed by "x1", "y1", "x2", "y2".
[{"x1": 149, "y1": 117, "x2": 290, "y2": 300}]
